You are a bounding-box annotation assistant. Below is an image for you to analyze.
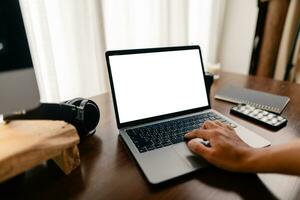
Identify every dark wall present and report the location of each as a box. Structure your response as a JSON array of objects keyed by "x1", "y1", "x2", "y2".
[{"x1": 0, "y1": 0, "x2": 33, "y2": 72}]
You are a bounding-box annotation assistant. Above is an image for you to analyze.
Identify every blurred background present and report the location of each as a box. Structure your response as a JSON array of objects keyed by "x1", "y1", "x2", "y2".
[{"x1": 17, "y1": 0, "x2": 300, "y2": 102}]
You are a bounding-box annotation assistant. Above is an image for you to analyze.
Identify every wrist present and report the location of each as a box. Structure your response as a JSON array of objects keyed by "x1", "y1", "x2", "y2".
[{"x1": 238, "y1": 147, "x2": 269, "y2": 173}]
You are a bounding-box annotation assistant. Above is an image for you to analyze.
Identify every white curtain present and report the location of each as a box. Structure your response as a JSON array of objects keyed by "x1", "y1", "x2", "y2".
[{"x1": 20, "y1": 0, "x2": 225, "y2": 102}]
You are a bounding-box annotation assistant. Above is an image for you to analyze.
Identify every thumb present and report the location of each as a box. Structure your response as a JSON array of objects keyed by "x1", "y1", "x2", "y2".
[{"x1": 187, "y1": 138, "x2": 211, "y2": 157}]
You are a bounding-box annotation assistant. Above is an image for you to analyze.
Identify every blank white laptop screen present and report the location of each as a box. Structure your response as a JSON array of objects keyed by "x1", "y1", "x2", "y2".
[{"x1": 109, "y1": 49, "x2": 209, "y2": 124}]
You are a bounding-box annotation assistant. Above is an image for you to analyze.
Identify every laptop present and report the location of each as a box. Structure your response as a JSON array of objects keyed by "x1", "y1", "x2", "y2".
[{"x1": 105, "y1": 46, "x2": 271, "y2": 184}]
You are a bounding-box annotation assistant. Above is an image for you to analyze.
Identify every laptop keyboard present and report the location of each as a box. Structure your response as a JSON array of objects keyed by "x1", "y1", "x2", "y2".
[{"x1": 126, "y1": 112, "x2": 236, "y2": 153}]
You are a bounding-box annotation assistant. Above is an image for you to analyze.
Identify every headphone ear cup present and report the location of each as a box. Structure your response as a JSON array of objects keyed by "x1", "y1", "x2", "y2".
[
  {"x1": 82, "y1": 100, "x2": 100, "y2": 135},
  {"x1": 62, "y1": 98, "x2": 100, "y2": 138}
]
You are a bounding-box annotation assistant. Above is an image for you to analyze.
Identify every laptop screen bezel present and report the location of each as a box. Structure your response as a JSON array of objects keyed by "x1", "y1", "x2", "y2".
[{"x1": 105, "y1": 45, "x2": 211, "y2": 129}]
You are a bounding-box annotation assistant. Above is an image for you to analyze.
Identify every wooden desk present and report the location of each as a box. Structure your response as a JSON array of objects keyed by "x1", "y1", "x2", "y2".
[{"x1": 1, "y1": 72, "x2": 300, "y2": 200}]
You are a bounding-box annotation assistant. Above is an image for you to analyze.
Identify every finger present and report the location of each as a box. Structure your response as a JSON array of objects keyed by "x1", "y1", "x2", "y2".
[
  {"x1": 184, "y1": 129, "x2": 213, "y2": 140},
  {"x1": 202, "y1": 120, "x2": 219, "y2": 129},
  {"x1": 214, "y1": 120, "x2": 234, "y2": 131},
  {"x1": 187, "y1": 138, "x2": 211, "y2": 157},
  {"x1": 215, "y1": 120, "x2": 227, "y2": 128},
  {"x1": 214, "y1": 120, "x2": 225, "y2": 127}
]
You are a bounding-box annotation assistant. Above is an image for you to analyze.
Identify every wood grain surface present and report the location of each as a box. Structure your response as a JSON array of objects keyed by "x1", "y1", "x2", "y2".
[
  {"x1": 1, "y1": 72, "x2": 300, "y2": 200},
  {"x1": 0, "y1": 120, "x2": 80, "y2": 183}
]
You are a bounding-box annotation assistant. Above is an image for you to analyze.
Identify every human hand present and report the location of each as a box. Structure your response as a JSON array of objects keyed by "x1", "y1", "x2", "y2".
[{"x1": 184, "y1": 120, "x2": 256, "y2": 172}]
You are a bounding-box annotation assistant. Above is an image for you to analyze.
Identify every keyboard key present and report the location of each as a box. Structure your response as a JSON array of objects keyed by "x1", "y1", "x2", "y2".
[
  {"x1": 170, "y1": 137, "x2": 184, "y2": 144},
  {"x1": 219, "y1": 119, "x2": 226, "y2": 122},
  {"x1": 162, "y1": 140, "x2": 172, "y2": 147},
  {"x1": 138, "y1": 147, "x2": 147, "y2": 153},
  {"x1": 146, "y1": 145, "x2": 155, "y2": 151},
  {"x1": 154, "y1": 143, "x2": 163, "y2": 149}
]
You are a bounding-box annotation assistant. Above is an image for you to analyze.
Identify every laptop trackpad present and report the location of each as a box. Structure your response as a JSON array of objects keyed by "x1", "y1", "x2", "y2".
[{"x1": 173, "y1": 143, "x2": 209, "y2": 169}]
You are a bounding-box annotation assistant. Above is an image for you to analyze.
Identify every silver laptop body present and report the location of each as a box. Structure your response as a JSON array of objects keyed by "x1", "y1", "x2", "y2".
[{"x1": 106, "y1": 46, "x2": 270, "y2": 184}]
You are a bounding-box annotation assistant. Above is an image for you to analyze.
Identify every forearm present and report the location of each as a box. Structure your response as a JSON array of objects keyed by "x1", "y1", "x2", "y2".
[{"x1": 243, "y1": 139, "x2": 300, "y2": 175}]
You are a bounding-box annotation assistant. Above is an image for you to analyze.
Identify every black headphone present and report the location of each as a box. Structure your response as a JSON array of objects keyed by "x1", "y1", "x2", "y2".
[{"x1": 4, "y1": 98, "x2": 100, "y2": 138}]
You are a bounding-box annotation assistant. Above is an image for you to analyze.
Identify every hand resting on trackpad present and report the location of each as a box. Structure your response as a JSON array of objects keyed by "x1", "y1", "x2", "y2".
[{"x1": 184, "y1": 120, "x2": 253, "y2": 172}]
